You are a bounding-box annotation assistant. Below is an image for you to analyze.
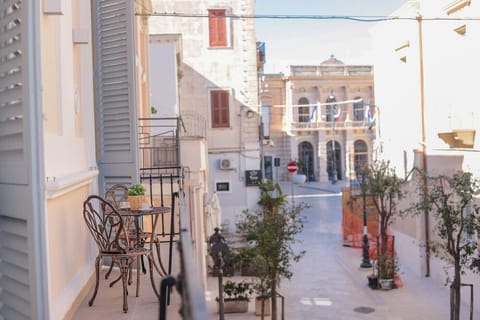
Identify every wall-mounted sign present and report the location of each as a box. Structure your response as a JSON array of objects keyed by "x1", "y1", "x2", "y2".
[{"x1": 245, "y1": 170, "x2": 261, "y2": 186}]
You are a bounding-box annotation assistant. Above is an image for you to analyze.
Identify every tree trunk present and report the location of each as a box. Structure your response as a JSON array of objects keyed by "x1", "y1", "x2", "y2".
[
  {"x1": 271, "y1": 275, "x2": 277, "y2": 320},
  {"x1": 451, "y1": 263, "x2": 461, "y2": 320}
]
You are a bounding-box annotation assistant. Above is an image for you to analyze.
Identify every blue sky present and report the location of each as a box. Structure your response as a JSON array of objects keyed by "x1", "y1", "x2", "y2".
[{"x1": 255, "y1": 0, "x2": 407, "y2": 72}]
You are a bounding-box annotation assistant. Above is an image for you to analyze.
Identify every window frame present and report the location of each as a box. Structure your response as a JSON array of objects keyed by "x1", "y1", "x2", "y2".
[
  {"x1": 210, "y1": 89, "x2": 231, "y2": 128},
  {"x1": 208, "y1": 9, "x2": 231, "y2": 48}
]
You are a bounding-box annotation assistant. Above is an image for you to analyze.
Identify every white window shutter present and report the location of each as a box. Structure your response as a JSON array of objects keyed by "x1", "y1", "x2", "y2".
[{"x1": 92, "y1": 0, "x2": 139, "y2": 193}]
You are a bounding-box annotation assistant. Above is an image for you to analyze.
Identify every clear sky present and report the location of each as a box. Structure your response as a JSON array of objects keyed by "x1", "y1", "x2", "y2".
[{"x1": 255, "y1": 0, "x2": 408, "y2": 72}]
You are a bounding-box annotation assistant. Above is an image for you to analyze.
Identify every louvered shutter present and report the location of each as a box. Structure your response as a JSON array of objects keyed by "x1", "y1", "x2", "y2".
[
  {"x1": 0, "y1": 1, "x2": 49, "y2": 319},
  {"x1": 208, "y1": 9, "x2": 227, "y2": 47},
  {"x1": 92, "y1": 0, "x2": 139, "y2": 193},
  {"x1": 211, "y1": 90, "x2": 229, "y2": 128}
]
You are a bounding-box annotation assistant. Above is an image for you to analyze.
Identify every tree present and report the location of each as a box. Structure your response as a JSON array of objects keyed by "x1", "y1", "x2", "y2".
[
  {"x1": 236, "y1": 181, "x2": 307, "y2": 320},
  {"x1": 365, "y1": 160, "x2": 406, "y2": 278},
  {"x1": 408, "y1": 171, "x2": 480, "y2": 320}
]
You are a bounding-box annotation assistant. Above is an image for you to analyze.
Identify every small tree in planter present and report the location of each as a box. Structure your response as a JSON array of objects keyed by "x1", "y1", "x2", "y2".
[
  {"x1": 236, "y1": 181, "x2": 307, "y2": 320},
  {"x1": 364, "y1": 160, "x2": 406, "y2": 280},
  {"x1": 408, "y1": 171, "x2": 480, "y2": 320}
]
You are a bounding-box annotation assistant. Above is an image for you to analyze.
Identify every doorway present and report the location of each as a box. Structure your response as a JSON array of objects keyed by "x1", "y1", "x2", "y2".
[
  {"x1": 326, "y1": 140, "x2": 342, "y2": 181},
  {"x1": 298, "y1": 141, "x2": 314, "y2": 181}
]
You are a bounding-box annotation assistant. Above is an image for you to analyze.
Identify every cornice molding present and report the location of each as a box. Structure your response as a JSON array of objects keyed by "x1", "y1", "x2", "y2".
[{"x1": 444, "y1": 0, "x2": 471, "y2": 15}]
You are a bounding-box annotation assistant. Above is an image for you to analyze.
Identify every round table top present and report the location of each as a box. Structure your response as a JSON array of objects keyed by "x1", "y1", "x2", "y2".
[{"x1": 118, "y1": 206, "x2": 170, "y2": 216}]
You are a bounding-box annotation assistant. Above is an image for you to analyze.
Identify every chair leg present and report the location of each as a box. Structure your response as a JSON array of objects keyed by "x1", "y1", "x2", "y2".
[
  {"x1": 105, "y1": 260, "x2": 114, "y2": 280},
  {"x1": 119, "y1": 259, "x2": 130, "y2": 313},
  {"x1": 136, "y1": 255, "x2": 141, "y2": 297},
  {"x1": 147, "y1": 253, "x2": 160, "y2": 299},
  {"x1": 88, "y1": 256, "x2": 101, "y2": 307}
]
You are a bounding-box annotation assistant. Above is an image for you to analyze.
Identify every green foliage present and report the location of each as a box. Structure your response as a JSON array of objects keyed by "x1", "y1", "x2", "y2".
[
  {"x1": 236, "y1": 181, "x2": 307, "y2": 319},
  {"x1": 127, "y1": 183, "x2": 145, "y2": 196},
  {"x1": 409, "y1": 171, "x2": 480, "y2": 272},
  {"x1": 150, "y1": 106, "x2": 157, "y2": 114},
  {"x1": 223, "y1": 280, "x2": 253, "y2": 302},
  {"x1": 377, "y1": 253, "x2": 398, "y2": 279},
  {"x1": 365, "y1": 160, "x2": 406, "y2": 255},
  {"x1": 408, "y1": 170, "x2": 480, "y2": 320}
]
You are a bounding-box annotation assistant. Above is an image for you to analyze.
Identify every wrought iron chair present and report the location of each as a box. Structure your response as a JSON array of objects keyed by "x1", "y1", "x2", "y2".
[
  {"x1": 83, "y1": 195, "x2": 158, "y2": 313},
  {"x1": 104, "y1": 184, "x2": 131, "y2": 280}
]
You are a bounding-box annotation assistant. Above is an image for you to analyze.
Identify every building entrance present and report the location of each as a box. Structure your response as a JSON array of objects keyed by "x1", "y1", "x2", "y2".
[
  {"x1": 298, "y1": 141, "x2": 314, "y2": 181},
  {"x1": 327, "y1": 141, "x2": 342, "y2": 181}
]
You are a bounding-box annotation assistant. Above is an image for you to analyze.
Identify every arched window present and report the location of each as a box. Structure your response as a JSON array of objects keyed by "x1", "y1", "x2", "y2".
[
  {"x1": 353, "y1": 97, "x2": 364, "y2": 121},
  {"x1": 354, "y1": 140, "x2": 368, "y2": 173},
  {"x1": 298, "y1": 97, "x2": 310, "y2": 122}
]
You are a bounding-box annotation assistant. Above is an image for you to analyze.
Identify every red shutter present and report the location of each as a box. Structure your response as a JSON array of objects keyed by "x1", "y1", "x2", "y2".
[
  {"x1": 208, "y1": 9, "x2": 227, "y2": 47},
  {"x1": 211, "y1": 90, "x2": 230, "y2": 128}
]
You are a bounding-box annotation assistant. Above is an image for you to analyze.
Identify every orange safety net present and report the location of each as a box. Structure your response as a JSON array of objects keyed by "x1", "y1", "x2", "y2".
[{"x1": 341, "y1": 188, "x2": 379, "y2": 249}]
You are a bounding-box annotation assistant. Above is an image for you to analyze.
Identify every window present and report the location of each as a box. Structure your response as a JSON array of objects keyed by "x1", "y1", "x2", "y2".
[
  {"x1": 211, "y1": 90, "x2": 230, "y2": 128},
  {"x1": 354, "y1": 140, "x2": 368, "y2": 173},
  {"x1": 298, "y1": 97, "x2": 310, "y2": 122},
  {"x1": 326, "y1": 96, "x2": 337, "y2": 122},
  {"x1": 353, "y1": 97, "x2": 364, "y2": 121},
  {"x1": 208, "y1": 9, "x2": 227, "y2": 47}
]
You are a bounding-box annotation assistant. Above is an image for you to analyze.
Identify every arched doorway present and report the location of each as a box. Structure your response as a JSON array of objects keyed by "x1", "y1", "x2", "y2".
[
  {"x1": 298, "y1": 141, "x2": 314, "y2": 181},
  {"x1": 326, "y1": 140, "x2": 341, "y2": 181}
]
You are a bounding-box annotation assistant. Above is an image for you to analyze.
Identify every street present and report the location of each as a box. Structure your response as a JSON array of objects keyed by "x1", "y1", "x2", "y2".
[{"x1": 274, "y1": 181, "x2": 478, "y2": 320}]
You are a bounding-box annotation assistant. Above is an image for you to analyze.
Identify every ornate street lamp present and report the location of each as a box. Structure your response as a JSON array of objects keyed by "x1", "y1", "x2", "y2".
[
  {"x1": 209, "y1": 228, "x2": 230, "y2": 320},
  {"x1": 357, "y1": 168, "x2": 372, "y2": 268}
]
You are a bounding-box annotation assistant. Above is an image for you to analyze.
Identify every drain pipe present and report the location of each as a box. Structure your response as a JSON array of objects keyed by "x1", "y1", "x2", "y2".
[{"x1": 417, "y1": 14, "x2": 430, "y2": 277}]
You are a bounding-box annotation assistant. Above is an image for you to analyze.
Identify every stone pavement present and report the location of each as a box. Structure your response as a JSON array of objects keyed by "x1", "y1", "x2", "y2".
[{"x1": 204, "y1": 180, "x2": 480, "y2": 320}]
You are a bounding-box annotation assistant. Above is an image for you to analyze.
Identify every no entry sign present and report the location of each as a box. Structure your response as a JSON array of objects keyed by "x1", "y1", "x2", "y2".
[{"x1": 287, "y1": 161, "x2": 298, "y2": 173}]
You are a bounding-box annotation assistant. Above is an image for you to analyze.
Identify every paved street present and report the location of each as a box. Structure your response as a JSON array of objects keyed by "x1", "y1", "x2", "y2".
[{"x1": 206, "y1": 181, "x2": 480, "y2": 319}]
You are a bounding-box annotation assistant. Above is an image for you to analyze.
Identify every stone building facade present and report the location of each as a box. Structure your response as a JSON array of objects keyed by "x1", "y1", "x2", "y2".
[
  {"x1": 261, "y1": 56, "x2": 376, "y2": 183},
  {"x1": 149, "y1": 0, "x2": 261, "y2": 229}
]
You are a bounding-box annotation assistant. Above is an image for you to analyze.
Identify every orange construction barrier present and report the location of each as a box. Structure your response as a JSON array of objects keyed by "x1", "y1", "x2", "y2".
[{"x1": 341, "y1": 187, "x2": 379, "y2": 249}]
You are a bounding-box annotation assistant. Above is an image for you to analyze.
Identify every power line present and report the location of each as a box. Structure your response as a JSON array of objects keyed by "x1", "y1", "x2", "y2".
[{"x1": 135, "y1": 11, "x2": 480, "y2": 22}]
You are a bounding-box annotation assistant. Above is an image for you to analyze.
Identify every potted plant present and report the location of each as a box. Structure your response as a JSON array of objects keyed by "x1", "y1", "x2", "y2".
[
  {"x1": 364, "y1": 160, "x2": 405, "y2": 275},
  {"x1": 408, "y1": 171, "x2": 480, "y2": 319},
  {"x1": 377, "y1": 253, "x2": 397, "y2": 290},
  {"x1": 127, "y1": 183, "x2": 146, "y2": 210},
  {"x1": 217, "y1": 280, "x2": 253, "y2": 313},
  {"x1": 236, "y1": 181, "x2": 307, "y2": 320}
]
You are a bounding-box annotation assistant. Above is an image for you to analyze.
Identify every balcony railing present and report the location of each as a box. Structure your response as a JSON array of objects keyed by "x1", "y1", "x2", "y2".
[
  {"x1": 139, "y1": 166, "x2": 210, "y2": 319},
  {"x1": 138, "y1": 113, "x2": 207, "y2": 170}
]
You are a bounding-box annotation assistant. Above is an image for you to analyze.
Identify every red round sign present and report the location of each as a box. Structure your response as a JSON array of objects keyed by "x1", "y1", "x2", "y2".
[{"x1": 287, "y1": 161, "x2": 298, "y2": 173}]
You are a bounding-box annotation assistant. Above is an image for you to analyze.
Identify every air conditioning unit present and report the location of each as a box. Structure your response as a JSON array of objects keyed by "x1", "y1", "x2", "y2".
[{"x1": 220, "y1": 158, "x2": 235, "y2": 170}]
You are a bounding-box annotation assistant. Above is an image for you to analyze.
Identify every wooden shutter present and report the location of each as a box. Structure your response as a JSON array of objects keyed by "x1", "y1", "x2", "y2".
[
  {"x1": 211, "y1": 90, "x2": 230, "y2": 128},
  {"x1": 208, "y1": 9, "x2": 227, "y2": 47},
  {"x1": 92, "y1": 0, "x2": 139, "y2": 194},
  {"x1": 0, "y1": 1, "x2": 49, "y2": 319}
]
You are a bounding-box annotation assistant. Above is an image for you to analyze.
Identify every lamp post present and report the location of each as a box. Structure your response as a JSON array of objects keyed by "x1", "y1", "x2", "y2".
[
  {"x1": 209, "y1": 228, "x2": 230, "y2": 320},
  {"x1": 327, "y1": 95, "x2": 337, "y2": 184},
  {"x1": 357, "y1": 168, "x2": 372, "y2": 268}
]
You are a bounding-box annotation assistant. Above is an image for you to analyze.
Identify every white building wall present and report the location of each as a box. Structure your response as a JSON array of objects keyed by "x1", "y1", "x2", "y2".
[
  {"x1": 150, "y1": 0, "x2": 260, "y2": 230},
  {"x1": 41, "y1": 0, "x2": 99, "y2": 318},
  {"x1": 372, "y1": 0, "x2": 480, "y2": 312}
]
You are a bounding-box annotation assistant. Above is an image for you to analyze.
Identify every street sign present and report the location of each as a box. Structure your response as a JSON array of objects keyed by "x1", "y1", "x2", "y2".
[{"x1": 287, "y1": 161, "x2": 298, "y2": 173}]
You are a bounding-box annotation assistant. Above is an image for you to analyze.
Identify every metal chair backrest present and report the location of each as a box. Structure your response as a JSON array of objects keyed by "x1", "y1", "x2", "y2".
[
  {"x1": 104, "y1": 184, "x2": 129, "y2": 209},
  {"x1": 83, "y1": 195, "x2": 130, "y2": 254}
]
